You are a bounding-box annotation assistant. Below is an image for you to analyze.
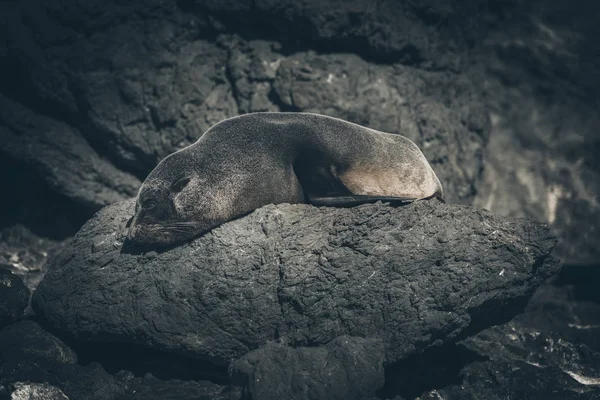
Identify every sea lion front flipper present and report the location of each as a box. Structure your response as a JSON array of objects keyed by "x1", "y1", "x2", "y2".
[{"x1": 308, "y1": 195, "x2": 417, "y2": 207}]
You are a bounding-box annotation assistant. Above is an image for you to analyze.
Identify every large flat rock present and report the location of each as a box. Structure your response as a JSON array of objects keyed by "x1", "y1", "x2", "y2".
[{"x1": 33, "y1": 198, "x2": 559, "y2": 370}]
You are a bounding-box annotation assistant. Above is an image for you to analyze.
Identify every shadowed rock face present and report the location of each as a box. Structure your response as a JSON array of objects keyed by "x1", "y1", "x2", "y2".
[
  {"x1": 0, "y1": 269, "x2": 29, "y2": 330},
  {"x1": 32, "y1": 198, "x2": 559, "y2": 396},
  {"x1": 0, "y1": 320, "x2": 237, "y2": 400}
]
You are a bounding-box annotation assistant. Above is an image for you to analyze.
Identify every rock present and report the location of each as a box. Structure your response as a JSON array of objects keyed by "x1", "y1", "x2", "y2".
[
  {"x1": 0, "y1": 320, "x2": 77, "y2": 366},
  {"x1": 473, "y1": 4, "x2": 600, "y2": 265},
  {"x1": 231, "y1": 335, "x2": 385, "y2": 400},
  {"x1": 0, "y1": 0, "x2": 236, "y2": 176},
  {"x1": 0, "y1": 269, "x2": 29, "y2": 329},
  {"x1": 9, "y1": 382, "x2": 69, "y2": 400},
  {"x1": 0, "y1": 94, "x2": 141, "y2": 211},
  {"x1": 33, "y1": 198, "x2": 559, "y2": 370},
  {"x1": 0, "y1": 321, "x2": 122, "y2": 400},
  {"x1": 193, "y1": 0, "x2": 477, "y2": 66},
  {"x1": 0, "y1": 225, "x2": 69, "y2": 292},
  {"x1": 421, "y1": 358, "x2": 600, "y2": 400},
  {"x1": 114, "y1": 372, "x2": 241, "y2": 400},
  {"x1": 418, "y1": 281, "x2": 600, "y2": 399},
  {"x1": 0, "y1": 320, "x2": 237, "y2": 400}
]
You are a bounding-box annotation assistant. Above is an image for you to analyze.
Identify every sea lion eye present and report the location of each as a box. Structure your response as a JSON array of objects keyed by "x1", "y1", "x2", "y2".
[
  {"x1": 144, "y1": 200, "x2": 157, "y2": 210},
  {"x1": 172, "y1": 177, "x2": 190, "y2": 193}
]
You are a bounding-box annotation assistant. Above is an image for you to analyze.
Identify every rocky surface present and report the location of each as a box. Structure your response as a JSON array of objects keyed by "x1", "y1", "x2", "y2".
[
  {"x1": 0, "y1": 269, "x2": 30, "y2": 329},
  {"x1": 232, "y1": 335, "x2": 385, "y2": 400},
  {"x1": 0, "y1": 320, "x2": 238, "y2": 400},
  {"x1": 473, "y1": 7, "x2": 600, "y2": 265},
  {"x1": 32, "y1": 198, "x2": 559, "y2": 396},
  {"x1": 417, "y1": 275, "x2": 600, "y2": 400},
  {"x1": 8, "y1": 383, "x2": 70, "y2": 400},
  {"x1": 3, "y1": 278, "x2": 599, "y2": 400},
  {"x1": 0, "y1": 226, "x2": 68, "y2": 292}
]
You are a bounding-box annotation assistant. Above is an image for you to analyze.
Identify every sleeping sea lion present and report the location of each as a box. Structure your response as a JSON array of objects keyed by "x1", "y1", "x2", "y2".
[{"x1": 127, "y1": 112, "x2": 443, "y2": 245}]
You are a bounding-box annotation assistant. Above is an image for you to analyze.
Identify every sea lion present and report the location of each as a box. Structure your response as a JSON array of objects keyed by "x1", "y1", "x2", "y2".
[{"x1": 127, "y1": 112, "x2": 443, "y2": 245}]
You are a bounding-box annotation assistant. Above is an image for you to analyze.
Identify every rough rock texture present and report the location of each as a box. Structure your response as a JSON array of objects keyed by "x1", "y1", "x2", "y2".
[
  {"x1": 473, "y1": 8, "x2": 600, "y2": 265},
  {"x1": 0, "y1": 269, "x2": 30, "y2": 329},
  {"x1": 417, "y1": 278, "x2": 600, "y2": 399},
  {"x1": 0, "y1": 94, "x2": 141, "y2": 211},
  {"x1": 33, "y1": 199, "x2": 558, "y2": 371},
  {"x1": 232, "y1": 336, "x2": 385, "y2": 400},
  {"x1": 0, "y1": 226, "x2": 69, "y2": 292},
  {"x1": 5, "y1": 282, "x2": 598, "y2": 400},
  {"x1": 0, "y1": 320, "x2": 237, "y2": 400},
  {"x1": 0, "y1": 321, "x2": 122, "y2": 400},
  {"x1": 9, "y1": 383, "x2": 70, "y2": 400},
  {"x1": 0, "y1": 320, "x2": 77, "y2": 366}
]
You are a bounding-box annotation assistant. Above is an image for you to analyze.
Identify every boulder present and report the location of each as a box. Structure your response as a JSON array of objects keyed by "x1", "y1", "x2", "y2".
[
  {"x1": 9, "y1": 383, "x2": 69, "y2": 400},
  {"x1": 0, "y1": 269, "x2": 29, "y2": 329},
  {"x1": 0, "y1": 94, "x2": 141, "y2": 211},
  {"x1": 418, "y1": 280, "x2": 600, "y2": 399},
  {"x1": 0, "y1": 320, "x2": 237, "y2": 400},
  {"x1": 0, "y1": 321, "x2": 121, "y2": 400},
  {"x1": 232, "y1": 336, "x2": 385, "y2": 400},
  {"x1": 33, "y1": 198, "x2": 559, "y2": 396}
]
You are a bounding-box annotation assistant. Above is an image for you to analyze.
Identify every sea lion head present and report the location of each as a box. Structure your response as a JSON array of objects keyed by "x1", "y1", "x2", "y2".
[{"x1": 127, "y1": 149, "x2": 214, "y2": 246}]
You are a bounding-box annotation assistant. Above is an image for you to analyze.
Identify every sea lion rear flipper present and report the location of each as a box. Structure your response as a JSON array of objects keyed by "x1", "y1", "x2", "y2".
[{"x1": 308, "y1": 195, "x2": 417, "y2": 207}]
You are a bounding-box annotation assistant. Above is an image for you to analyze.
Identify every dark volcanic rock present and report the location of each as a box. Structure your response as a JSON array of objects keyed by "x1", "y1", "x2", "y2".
[
  {"x1": 113, "y1": 372, "x2": 240, "y2": 400},
  {"x1": 33, "y1": 199, "x2": 558, "y2": 372},
  {"x1": 0, "y1": 269, "x2": 29, "y2": 329},
  {"x1": 0, "y1": 94, "x2": 141, "y2": 211},
  {"x1": 192, "y1": 0, "x2": 477, "y2": 66},
  {"x1": 232, "y1": 336, "x2": 385, "y2": 400},
  {"x1": 0, "y1": 321, "x2": 236, "y2": 400},
  {"x1": 0, "y1": 225, "x2": 69, "y2": 292},
  {"x1": 416, "y1": 280, "x2": 600, "y2": 400},
  {"x1": 473, "y1": 6, "x2": 600, "y2": 265},
  {"x1": 0, "y1": 320, "x2": 77, "y2": 366},
  {"x1": 0, "y1": 321, "x2": 122, "y2": 400},
  {"x1": 8, "y1": 382, "x2": 69, "y2": 400}
]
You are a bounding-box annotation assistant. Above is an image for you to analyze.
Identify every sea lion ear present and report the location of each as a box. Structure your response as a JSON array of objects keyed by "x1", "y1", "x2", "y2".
[{"x1": 171, "y1": 177, "x2": 191, "y2": 193}]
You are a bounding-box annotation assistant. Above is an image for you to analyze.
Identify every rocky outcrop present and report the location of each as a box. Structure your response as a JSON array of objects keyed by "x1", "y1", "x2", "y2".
[
  {"x1": 418, "y1": 278, "x2": 600, "y2": 399},
  {"x1": 0, "y1": 320, "x2": 237, "y2": 400},
  {"x1": 0, "y1": 225, "x2": 69, "y2": 291},
  {"x1": 473, "y1": 9, "x2": 600, "y2": 265},
  {"x1": 0, "y1": 94, "x2": 141, "y2": 211},
  {"x1": 231, "y1": 336, "x2": 385, "y2": 400},
  {"x1": 32, "y1": 198, "x2": 559, "y2": 396},
  {"x1": 0, "y1": 269, "x2": 29, "y2": 329},
  {"x1": 9, "y1": 383, "x2": 69, "y2": 400}
]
